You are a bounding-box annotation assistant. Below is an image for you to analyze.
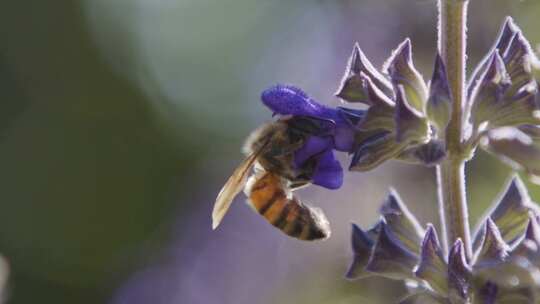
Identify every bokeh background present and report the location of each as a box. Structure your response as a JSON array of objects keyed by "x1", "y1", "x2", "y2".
[{"x1": 1, "y1": 0, "x2": 540, "y2": 303}]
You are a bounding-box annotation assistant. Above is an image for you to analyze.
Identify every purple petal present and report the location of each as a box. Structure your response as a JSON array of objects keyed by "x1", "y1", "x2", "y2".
[
  {"x1": 311, "y1": 149, "x2": 343, "y2": 190},
  {"x1": 294, "y1": 136, "x2": 333, "y2": 168},
  {"x1": 261, "y1": 85, "x2": 338, "y2": 120}
]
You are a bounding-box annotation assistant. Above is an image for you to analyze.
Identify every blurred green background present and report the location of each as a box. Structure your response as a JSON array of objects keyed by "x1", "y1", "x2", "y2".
[{"x1": 0, "y1": 0, "x2": 540, "y2": 303}]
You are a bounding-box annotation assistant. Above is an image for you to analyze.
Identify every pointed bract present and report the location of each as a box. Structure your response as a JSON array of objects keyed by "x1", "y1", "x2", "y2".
[
  {"x1": 474, "y1": 218, "x2": 510, "y2": 269},
  {"x1": 365, "y1": 222, "x2": 419, "y2": 280},
  {"x1": 356, "y1": 73, "x2": 396, "y2": 131},
  {"x1": 384, "y1": 39, "x2": 428, "y2": 113},
  {"x1": 395, "y1": 86, "x2": 430, "y2": 144},
  {"x1": 447, "y1": 240, "x2": 472, "y2": 301},
  {"x1": 473, "y1": 175, "x2": 539, "y2": 249},
  {"x1": 335, "y1": 44, "x2": 393, "y2": 103},
  {"x1": 470, "y1": 50, "x2": 512, "y2": 128},
  {"x1": 469, "y1": 20, "x2": 540, "y2": 131},
  {"x1": 346, "y1": 223, "x2": 376, "y2": 280},
  {"x1": 380, "y1": 190, "x2": 425, "y2": 254},
  {"x1": 467, "y1": 17, "x2": 519, "y2": 96},
  {"x1": 350, "y1": 130, "x2": 408, "y2": 171},
  {"x1": 415, "y1": 225, "x2": 448, "y2": 295},
  {"x1": 426, "y1": 54, "x2": 452, "y2": 131}
]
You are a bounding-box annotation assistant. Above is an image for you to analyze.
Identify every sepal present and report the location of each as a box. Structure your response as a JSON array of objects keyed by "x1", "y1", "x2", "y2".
[
  {"x1": 395, "y1": 86, "x2": 430, "y2": 144},
  {"x1": 447, "y1": 240, "x2": 472, "y2": 302},
  {"x1": 473, "y1": 218, "x2": 510, "y2": 269},
  {"x1": 345, "y1": 223, "x2": 376, "y2": 280},
  {"x1": 335, "y1": 44, "x2": 393, "y2": 103},
  {"x1": 468, "y1": 17, "x2": 518, "y2": 96},
  {"x1": 380, "y1": 190, "x2": 424, "y2": 254},
  {"x1": 426, "y1": 54, "x2": 452, "y2": 131},
  {"x1": 384, "y1": 39, "x2": 428, "y2": 113},
  {"x1": 350, "y1": 131, "x2": 408, "y2": 171},
  {"x1": 356, "y1": 73, "x2": 396, "y2": 131},
  {"x1": 365, "y1": 221, "x2": 419, "y2": 280},
  {"x1": 415, "y1": 225, "x2": 448, "y2": 295},
  {"x1": 473, "y1": 175, "x2": 539, "y2": 249}
]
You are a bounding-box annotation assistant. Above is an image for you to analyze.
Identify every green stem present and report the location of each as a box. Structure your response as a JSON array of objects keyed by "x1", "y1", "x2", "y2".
[{"x1": 436, "y1": 0, "x2": 472, "y2": 259}]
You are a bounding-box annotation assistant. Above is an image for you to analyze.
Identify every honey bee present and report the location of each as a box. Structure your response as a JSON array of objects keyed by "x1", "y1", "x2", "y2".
[{"x1": 212, "y1": 117, "x2": 331, "y2": 240}]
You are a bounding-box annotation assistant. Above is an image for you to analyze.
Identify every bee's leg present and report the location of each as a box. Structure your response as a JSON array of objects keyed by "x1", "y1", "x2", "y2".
[{"x1": 289, "y1": 180, "x2": 310, "y2": 190}]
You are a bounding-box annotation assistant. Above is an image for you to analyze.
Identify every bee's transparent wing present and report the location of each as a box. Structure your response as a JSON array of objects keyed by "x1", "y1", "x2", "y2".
[{"x1": 212, "y1": 152, "x2": 259, "y2": 230}]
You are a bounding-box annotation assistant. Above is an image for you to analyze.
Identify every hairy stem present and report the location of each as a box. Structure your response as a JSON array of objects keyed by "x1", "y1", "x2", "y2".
[{"x1": 436, "y1": 0, "x2": 472, "y2": 259}]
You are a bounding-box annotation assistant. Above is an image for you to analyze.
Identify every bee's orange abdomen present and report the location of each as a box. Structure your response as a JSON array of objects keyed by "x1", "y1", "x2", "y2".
[{"x1": 247, "y1": 172, "x2": 330, "y2": 240}]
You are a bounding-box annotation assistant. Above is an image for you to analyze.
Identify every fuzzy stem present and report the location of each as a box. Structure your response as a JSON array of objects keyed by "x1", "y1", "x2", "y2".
[{"x1": 436, "y1": 0, "x2": 472, "y2": 259}]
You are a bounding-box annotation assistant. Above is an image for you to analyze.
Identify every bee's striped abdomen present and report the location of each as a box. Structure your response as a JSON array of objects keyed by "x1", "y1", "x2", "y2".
[{"x1": 247, "y1": 172, "x2": 330, "y2": 241}]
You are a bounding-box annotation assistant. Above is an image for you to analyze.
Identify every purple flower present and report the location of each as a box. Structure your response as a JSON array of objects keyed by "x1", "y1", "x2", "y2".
[{"x1": 261, "y1": 84, "x2": 363, "y2": 189}]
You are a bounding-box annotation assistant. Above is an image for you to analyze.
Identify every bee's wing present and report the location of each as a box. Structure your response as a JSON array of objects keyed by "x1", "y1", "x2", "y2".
[{"x1": 212, "y1": 151, "x2": 259, "y2": 230}]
